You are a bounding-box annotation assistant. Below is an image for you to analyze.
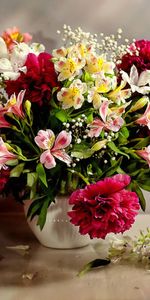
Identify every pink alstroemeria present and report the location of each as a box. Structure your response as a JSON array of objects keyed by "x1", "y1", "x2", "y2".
[
  {"x1": 136, "y1": 102, "x2": 150, "y2": 129},
  {"x1": 34, "y1": 130, "x2": 72, "y2": 169},
  {"x1": 88, "y1": 100, "x2": 124, "y2": 137},
  {"x1": 6, "y1": 90, "x2": 26, "y2": 118},
  {"x1": 0, "y1": 137, "x2": 17, "y2": 169},
  {"x1": 136, "y1": 145, "x2": 150, "y2": 167},
  {"x1": 0, "y1": 107, "x2": 11, "y2": 128},
  {"x1": 2, "y1": 27, "x2": 32, "y2": 50}
]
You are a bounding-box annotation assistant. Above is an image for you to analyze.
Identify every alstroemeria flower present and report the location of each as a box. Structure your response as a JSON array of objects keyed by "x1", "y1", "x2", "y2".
[
  {"x1": 5, "y1": 90, "x2": 25, "y2": 118},
  {"x1": 57, "y1": 79, "x2": 87, "y2": 109},
  {"x1": 85, "y1": 54, "x2": 115, "y2": 75},
  {"x1": 2, "y1": 26, "x2": 32, "y2": 50},
  {"x1": 34, "y1": 130, "x2": 72, "y2": 169},
  {"x1": 0, "y1": 137, "x2": 17, "y2": 169},
  {"x1": 54, "y1": 57, "x2": 85, "y2": 81},
  {"x1": 136, "y1": 145, "x2": 150, "y2": 167},
  {"x1": 121, "y1": 65, "x2": 150, "y2": 94},
  {"x1": 87, "y1": 75, "x2": 117, "y2": 109},
  {"x1": 0, "y1": 37, "x2": 45, "y2": 81},
  {"x1": 87, "y1": 89, "x2": 107, "y2": 109},
  {"x1": 136, "y1": 102, "x2": 150, "y2": 129},
  {"x1": 88, "y1": 100, "x2": 124, "y2": 137},
  {"x1": 108, "y1": 81, "x2": 131, "y2": 105},
  {"x1": 0, "y1": 107, "x2": 11, "y2": 128}
]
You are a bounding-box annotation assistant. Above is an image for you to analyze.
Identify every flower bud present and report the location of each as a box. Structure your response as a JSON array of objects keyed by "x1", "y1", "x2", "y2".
[{"x1": 129, "y1": 96, "x2": 148, "y2": 112}]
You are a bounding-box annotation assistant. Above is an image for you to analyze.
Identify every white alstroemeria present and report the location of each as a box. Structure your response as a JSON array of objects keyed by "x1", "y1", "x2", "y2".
[
  {"x1": 0, "y1": 38, "x2": 45, "y2": 80},
  {"x1": 30, "y1": 43, "x2": 45, "y2": 55},
  {"x1": 0, "y1": 37, "x2": 9, "y2": 58},
  {"x1": 121, "y1": 65, "x2": 150, "y2": 94},
  {"x1": 0, "y1": 58, "x2": 19, "y2": 80}
]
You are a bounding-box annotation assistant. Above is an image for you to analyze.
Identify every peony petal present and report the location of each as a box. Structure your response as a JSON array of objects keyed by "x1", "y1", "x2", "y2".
[
  {"x1": 40, "y1": 150, "x2": 56, "y2": 169},
  {"x1": 53, "y1": 131, "x2": 72, "y2": 150},
  {"x1": 53, "y1": 149, "x2": 72, "y2": 165}
]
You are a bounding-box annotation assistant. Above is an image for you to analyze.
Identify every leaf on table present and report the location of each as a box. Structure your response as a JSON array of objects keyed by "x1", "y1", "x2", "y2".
[
  {"x1": 22, "y1": 272, "x2": 37, "y2": 280},
  {"x1": 78, "y1": 258, "x2": 111, "y2": 277},
  {"x1": 6, "y1": 245, "x2": 30, "y2": 256}
]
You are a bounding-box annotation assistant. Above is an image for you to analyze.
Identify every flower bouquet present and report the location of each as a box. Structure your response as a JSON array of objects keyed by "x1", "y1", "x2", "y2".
[{"x1": 0, "y1": 26, "x2": 150, "y2": 242}]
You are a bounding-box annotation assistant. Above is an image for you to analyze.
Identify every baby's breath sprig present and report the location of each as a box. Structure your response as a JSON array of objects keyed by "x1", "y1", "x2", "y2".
[{"x1": 56, "y1": 25, "x2": 138, "y2": 63}]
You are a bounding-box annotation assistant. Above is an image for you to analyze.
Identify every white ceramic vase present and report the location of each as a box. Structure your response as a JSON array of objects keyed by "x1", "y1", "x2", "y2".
[{"x1": 24, "y1": 195, "x2": 90, "y2": 249}]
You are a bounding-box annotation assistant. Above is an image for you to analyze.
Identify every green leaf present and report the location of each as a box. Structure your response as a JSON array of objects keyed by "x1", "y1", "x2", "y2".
[
  {"x1": 91, "y1": 140, "x2": 107, "y2": 152},
  {"x1": 27, "y1": 172, "x2": 38, "y2": 187},
  {"x1": 104, "y1": 157, "x2": 122, "y2": 177},
  {"x1": 37, "y1": 196, "x2": 52, "y2": 230},
  {"x1": 86, "y1": 112, "x2": 93, "y2": 123},
  {"x1": 55, "y1": 110, "x2": 69, "y2": 122},
  {"x1": 134, "y1": 136, "x2": 150, "y2": 149},
  {"x1": 131, "y1": 182, "x2": 146, "y2": 211},
  {"x1": 36, "y1": 163, "x2": 48, "y2": 188},
  {"x1": 27, "y1": 172, "x2": 38, "y2": 199},
  {"x1": 120, "y1": 127, "x2": 129, "y2": 138},
  {"x1": 78, "y1": 259, "x2": 110, "y2": 277},
  {"x1": 6, "y1": 159, "x2": 18, "y2": 166},
  {"x1": 138, "y1": 183, "x2": 150, "y2": 192},
  {"x1": 10, "y1": 163, "x2": 25, "y2": 177},
  {"x1": 27, "y1": 198, "x2": 43, "y2": 219},
  {"x1": 107, "y1": 142, "x2": 129, "y2": 159},
  {"x1": 71, "y1": 149, "x2": 93, "y2": 159}
]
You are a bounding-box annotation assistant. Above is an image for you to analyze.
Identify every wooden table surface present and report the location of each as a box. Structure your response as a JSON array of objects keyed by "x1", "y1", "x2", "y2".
[{"x1": 0, "y1": 213, "x2": 150, "y2": 300}]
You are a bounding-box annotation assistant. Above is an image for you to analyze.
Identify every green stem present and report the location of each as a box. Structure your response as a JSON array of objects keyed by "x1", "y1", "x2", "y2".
[{"x1": 67, "y1": 169, "x2": 90, "y2": 185}]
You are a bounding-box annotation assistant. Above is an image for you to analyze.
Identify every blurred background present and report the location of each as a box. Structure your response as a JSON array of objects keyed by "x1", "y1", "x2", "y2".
[
  {"x1": 0, "y1": 0, "x2": 150, "y2": 48},
  {"x1": 0, "y1": 0, "x2": 150, "y2": 212}
]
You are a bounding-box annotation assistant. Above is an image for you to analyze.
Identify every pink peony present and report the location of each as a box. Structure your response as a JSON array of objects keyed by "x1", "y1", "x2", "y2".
[
  {"x1": 118, "y1": 40, "x2": 150, "y2": 74},
  {"x1": 6, "y1": 52, "x2": 59, "y2": 106},
  {"x1": 68, "y1": 174, "x2": 140, "y2": 239}
]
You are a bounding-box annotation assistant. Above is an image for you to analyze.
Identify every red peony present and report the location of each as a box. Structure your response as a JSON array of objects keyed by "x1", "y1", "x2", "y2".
[
  {"x1": 0, "y1": 168, "x2": 10, "y2": 192},
  {"x1": 6, "y1": 52, "x2": 59, "y2": 106},
  {"x1": 118, "y1": 40, "x2": 150, "y2": 74},
  {"x1": 68, "y1": 174, "x2": 140, "y2": 239}
]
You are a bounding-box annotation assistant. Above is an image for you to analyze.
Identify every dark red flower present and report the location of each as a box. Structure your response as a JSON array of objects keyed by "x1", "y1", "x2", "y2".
[
  {"x1": 6, "y1": 52, "x2": 59, "y2": 106},
  {"x1": 118, "y1": 40, "x2": 150, "y2": 74},
  {"x1": 68, "y1": 174, "x2": 140, "y2": 239},
  {"x1": 0, "y1": 168, "x2": 10, "y2": 192}
]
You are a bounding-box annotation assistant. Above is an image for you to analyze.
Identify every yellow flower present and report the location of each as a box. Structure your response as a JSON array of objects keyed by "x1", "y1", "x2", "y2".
[
  {"x1": 95, "y1": 75, "x2": 117, "y2": 93},
  {"x1": 108, "y1": 81, "x2": 131, "y2": 104},
  {"x1": 85, "y1": 54, "x2": 115, "y2": 75},
  {"x1": 68, "y1": 43, "x2": 93, "y2": 60},
  {"x1": 55, "y1": 57, "x2": 85, "y2": 81},
  {"x1": 52, "y1": 47, "x2": 68, "y2": 58},
  {"x1": 88, "y1": 87, "x2": 108, "y2": 109},
  {"x1": 57, "y1": 79, "x2": 87, "y2": 109}
]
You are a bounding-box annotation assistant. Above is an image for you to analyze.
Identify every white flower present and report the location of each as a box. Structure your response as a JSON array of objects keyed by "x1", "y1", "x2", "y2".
[
  {"x1": 121, "y1": 65, "x2": 150, "y2": 94},
  {"x1": 0, "y1": 38, "x2": 45, "y2": 81}
]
